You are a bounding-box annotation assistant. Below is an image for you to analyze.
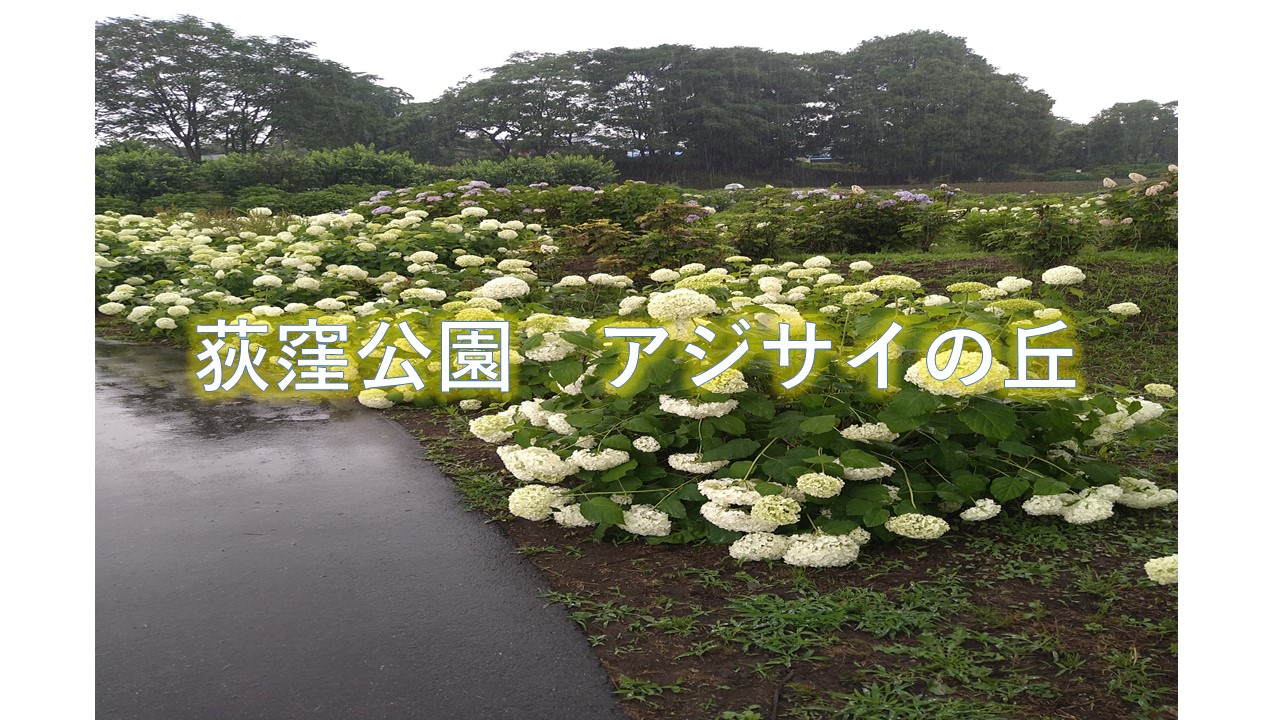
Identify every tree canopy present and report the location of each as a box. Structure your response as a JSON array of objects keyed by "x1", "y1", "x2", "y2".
[{"x1": 95, "y1": 15, "x2": 408, "y2": 161}]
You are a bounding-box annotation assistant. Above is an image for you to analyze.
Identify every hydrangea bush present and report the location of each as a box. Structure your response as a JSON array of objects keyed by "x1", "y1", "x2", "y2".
[{"x1": 94, "y1": 187, "x2": 1177, "y2": 569}]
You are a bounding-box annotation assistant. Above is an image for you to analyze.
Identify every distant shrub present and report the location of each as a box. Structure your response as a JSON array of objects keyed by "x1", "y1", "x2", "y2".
[
  {"x1": 141, "y1": 191, "x2": 229, "y2": 214},
  {"x1": 232, "y1": 185, "x2": 296, "y2": 212},
  {"x1": 96, "y1": 150, "x2": 198, "y2": 202},
  {"x1": 95, "y1": 196, "x2": 141, "y2": 215},
  {"x1": 451, "y1": 154, "x2": 617, "y2": 188},
  {"x1": 293, "y1": 144, "x2": 421, "y2": 188},
  {"x1": 199, "y1": 152, "x2": 307, "y2": 194}
]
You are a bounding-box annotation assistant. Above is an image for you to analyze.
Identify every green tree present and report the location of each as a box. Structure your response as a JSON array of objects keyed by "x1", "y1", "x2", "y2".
[
  {"x1": 96, "y1": 15, "x2": 407, "y2": 161},
  {"x1": 442, "y1": 52, "x2": 596, "y2": 158},
  {"x1": 819, "y1": 31, "x2": 1055, "y2": 181},
  {"x1": 1085, "y1": 100, "x2": 1178, "y2": 165}
]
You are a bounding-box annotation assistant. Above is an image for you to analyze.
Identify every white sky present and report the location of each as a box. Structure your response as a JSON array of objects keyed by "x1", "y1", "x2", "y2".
[{"x1": 94, "y1": 0, "x2": 1183, "y2": 124}]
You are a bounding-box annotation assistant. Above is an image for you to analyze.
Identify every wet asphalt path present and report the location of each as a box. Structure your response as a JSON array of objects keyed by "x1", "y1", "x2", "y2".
[{"x1": 95, "y1": 340, "x2": 624, "y2": 719}]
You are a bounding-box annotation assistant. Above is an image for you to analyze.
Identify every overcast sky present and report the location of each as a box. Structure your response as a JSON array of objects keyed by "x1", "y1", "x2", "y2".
[{"x1": 95, "y1": 0, "x2": 1182, "y2": 124}]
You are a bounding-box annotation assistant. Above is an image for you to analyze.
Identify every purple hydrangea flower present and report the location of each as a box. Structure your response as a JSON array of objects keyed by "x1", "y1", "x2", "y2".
[
  {"x1": 494, "y1": 187, "x2": 511, "y2": 194},
  {"x1": 425, "y1": 195, "x2": 443, "y2": 203},
  {"x1": 372, "y1": 205, "x2": 393, "y2": 215},
  {"x1": 684, "y1": 214, "x2": 701, "y2": 223},
  {"x1": 443, "y1": 192, "x2": 456, "y2": 198},
  {"x1": 459, "y1": 200, "x2": 478, "y2": 207},
  {"x1": 567, "y1": 186, "x2": 594, "y2": 192}
]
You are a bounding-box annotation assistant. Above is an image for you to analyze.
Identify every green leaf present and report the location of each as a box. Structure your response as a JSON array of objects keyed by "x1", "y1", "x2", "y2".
[
  {"x1": 878, "y1": 408, "x2": 928, "y2": 433},
  {"x1": 958, "y1": 399, "x2": 1017, "y2": 440},
  {"x1": 1129, "y1": 421, "x2": 1168, "y2": 441},
  {"x1": 549, "y1": 359, "x2": 583, "y2": 387},
  {"x1": 862, "y1": 508, "x2": 890, "y2": 527},
  {"x1": 655, "y1": 494, "x2": 687, "y2": 519},
  {"x1": 799, "y1": 415, "x2": 840, "y2": 434},
  {"x1": 935, "y1": 482, "x2": 969, "y2": 504},
  {"x1": 886, "y1": 387, "x2": 942, "y2": 418},
  {"x1": 713, "y1": 415, "x2": 747, "y2": 435},
  {"x1": 565, "y1": 410, "x2": 604, "y2": 428},
  {"x1": 579, "y1": 497, "x2": 625, "y2": 526},
  {"x1": 846, "y1": 498, "x2": 882, "y2": 515},
  {"x1": 839, "y1": 449, "x2": 881, "y2": 469},
  {"x1": 753, "y1": 481, "x2": 785, "y2": 496},
  {"x1": 815, "y1": 519, "x2": 861, "y2": 535},
  {"x1": 1079, "y1": 462, "x2": 1122, "y2": 484},
  {"x1": 770, "y1": 411, "x2": 809, "y2": 438},
  {"x1": 846, "y1": 484, "x2": 892, "y2": 503},
  {"x1": 990, "y1": 476, "x2": 1030, "y2": 502},
  {"x1": 699, "y1": 438, "x2": 760, "y2": 462},
  {"x1": 952, "y1": 473, "x2": 989, "y2": 498},
  {"x1": 997, "y1": 441, "x2": 1036, "y2": 457},
  {"x1": 735, "y1": 392, "x2": 776, "y2": 419},
  {"x1": 600, "y1": 434, "x2": 634, "y2": 451},
  {"x1": 1033, "y1": 478, "x2": 1071, "y2": 495},
  {"x1": 600, "y1": 461, "x2": 638, "y2": 483},
  {"x1": 621, "y1": 414, "x2": 662, "y2": 434},
  {"x1": 644, "y1": 356, "x2": 677, "y2": 385},
  {"x1": 678, "y1": 484, "x2": 706, "y2": 502}
]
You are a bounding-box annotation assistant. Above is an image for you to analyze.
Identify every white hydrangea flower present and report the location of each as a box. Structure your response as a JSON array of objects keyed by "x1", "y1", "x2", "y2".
[
  {"x1": 1041, "y1": 265, "x2": 1086, "y2": 285},
  {"x1": 858, "y1": 275, "x2": 921, "y2": 293},
  {"x1": 357, "y1": 389, "x2": 394, "y2": 409},
  {"x1": 632, "y1": 436, "x2": 661, "y2": 452},
  {"x1": 470, "y1": 409, "x2": 517, "y2": 443},
  {"x1": 475, "y1": 276, "x2": 530, "y2": 299},
  {"x1": 729, "y1": 533, "x2": 794, "y2": 561},
  {"x1": 839, "y1": 462, "x2": 896, "y2": 481},
  {"x1": 700, "y1": 502, "x2": 779, "y2": 533},
  {"x1": 848, "y1": 260, "x2": 874, "y2": 272},
  {"x1": 1143, "y1": 383, "x2": 1176, "y2": 398},
  {"x1": 669, "y1": 454, "x2": 730, "y2": 475},
  {"x1": 702, "y1": 369, "x2": 749, "y2": 394},
  {"x1": 554, "y1": 275, "x2": 588, "y2": 288},
  {"x1": 751, "y1": 495, "x2": 802, "y2": 526},
  {"x1": 525, "y1": 333, "x2": 576, "y2": 363},
  {"x1": 996, "y1": 276, "x2": 1033, "y2": 294},
  {"x1": 839, "y1": 422, "x2": 899, "y2": 443},
  {"x1": 960, "y1": 498, "x2": 1002, "y2": 522},
  {"x1": 658, "y1": 395, "x2": 738, "y2": 419},
  {"x1": 618, "y1": 296, "x2": 648, "y2": 316},
  {"x1": 126, "y1": 306, "x2": 157, "y2": 322},
  {"x1": 97, "y1": 302, "x2": 126, "y2": 315},
  {"x1": 1108, "y1": 302, "x2": 1141, "y2": 317},
  {"x1": 884, "y1": 513, "x2": 950, "y2": 539},
  {"x1": 553, "y1": 503, "x2": 596, "y2": 528},
  {"x1": 508, "y1": 484, "x2": 568, "y2": 521},
  {"x1": 796, "y1": 473, "x2": 844, "y2": 499},
  {"x1": 155, "y1": 317, "x2": 177, "y2": 330},
  {"x1": 1033, "y1": 308, "x2": 1063, "y2": 321},
  {"x1": 458, "y1": 399, "x2": 483, "y2": 411},
  {"x1": 1114, "y1": 477, "x2": 1178, "y2": 509},
  {"x1": 496, "y1": 445, "x2": 579, "y2": 483},
  {"x1": 648, "y1": 289, "x2": 718, "y2": 322},
  {"x1": 621, "y1": 505, "x2": 671, "y2": 536},
  {"x1": 460, "y1": 206, "x2": 489, "y2": 218},
  {"x1": 698, "y1": 478, "x2": 763, "y2": 505},
  {"x1": 782, "y1": 532, "x2": 867, "y2": 567},
  {"x1": 841, "y1": 291, "x2": 879, "y2": 306},
  {"x1": 1144, "y1": 554, "x2": 1178, "y2": 585},
  {"x1": 569, "y1": 448, "x2": 631, "y2": 472}
]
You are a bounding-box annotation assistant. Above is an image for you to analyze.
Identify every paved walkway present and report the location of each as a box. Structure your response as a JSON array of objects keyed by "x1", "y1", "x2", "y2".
[{"x1": 96, "y1": 341, "x2": 624, "y2": 719}]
